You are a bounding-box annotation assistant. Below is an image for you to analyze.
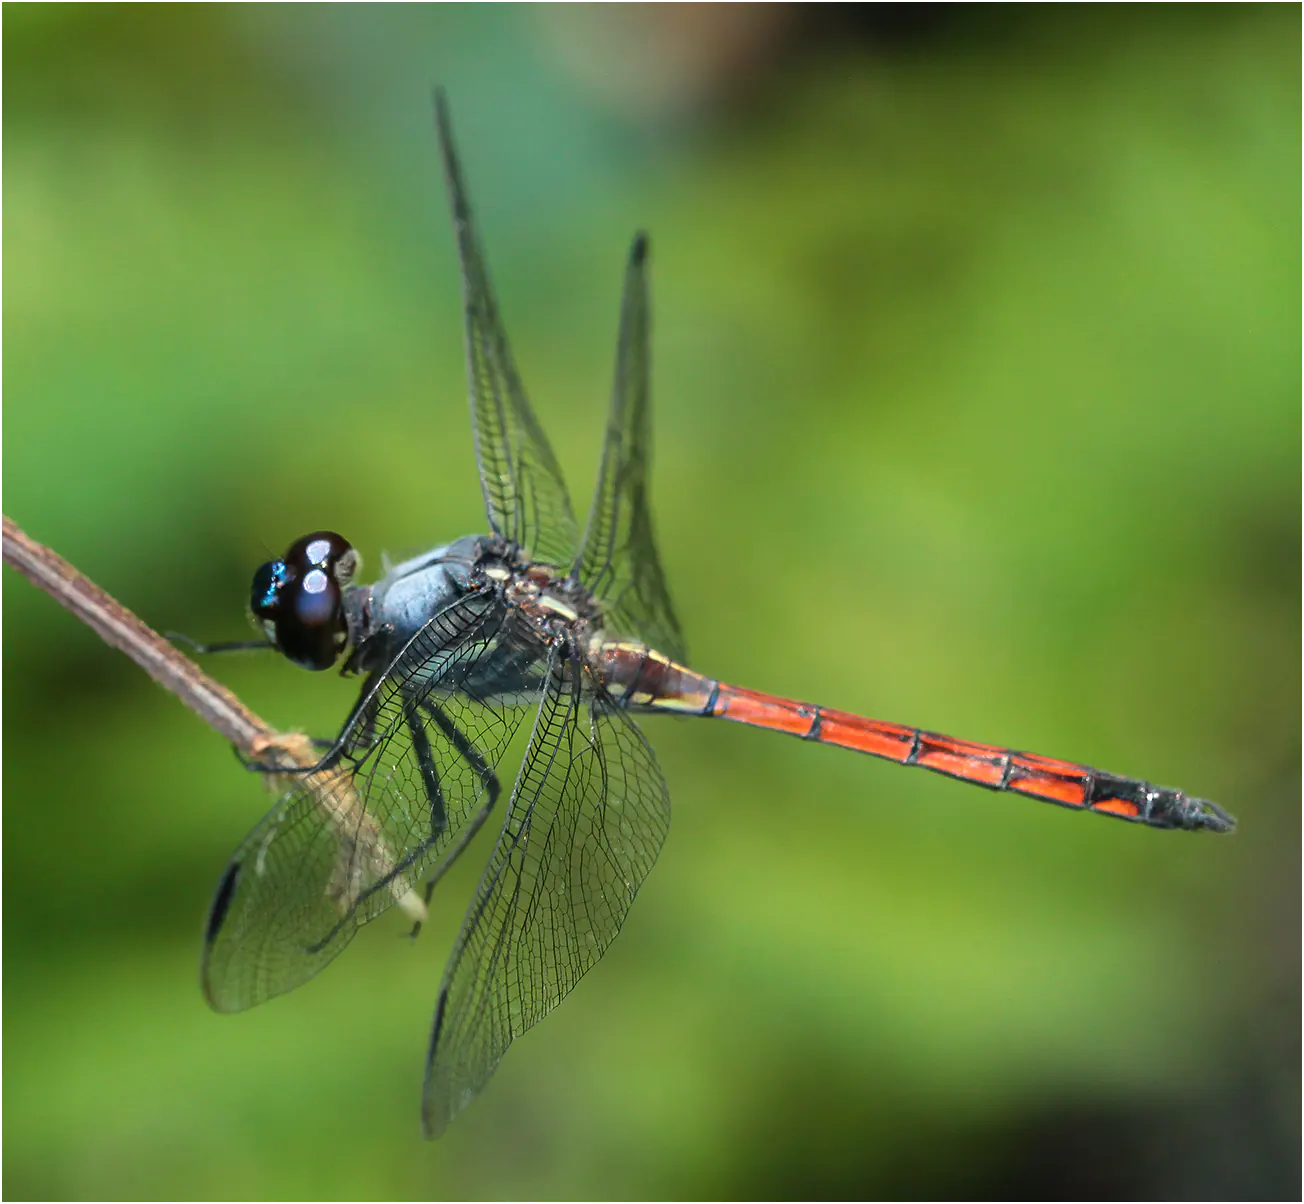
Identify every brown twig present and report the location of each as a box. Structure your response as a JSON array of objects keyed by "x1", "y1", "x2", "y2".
[{"x1": 3, "y1": 514, "x2": 286, "y2": 760}]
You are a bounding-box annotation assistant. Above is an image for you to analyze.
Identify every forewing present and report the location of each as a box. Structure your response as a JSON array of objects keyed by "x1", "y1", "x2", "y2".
[
  {"x1": 202, "y1": 594, "x2": 546, "y2": 1012},
  {"x1": 575, "y1": 234, "x2": 687, "y2": 663},
  {"x1": 434, "y1": 91, "x2": 579, "y2": 570},
  {"x1": 422, "y1": 651, "x2": 671, "y2": 1136}
]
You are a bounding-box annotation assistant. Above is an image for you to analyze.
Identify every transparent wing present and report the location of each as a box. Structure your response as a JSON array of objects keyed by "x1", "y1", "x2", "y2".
[
  {"x1": 434, "y1": 91, "x2": 579, "y2": 570},
  {"x1": 202, "y1": 593, "x2": 548, "y2": 1012},
  {"x1": 574, "y1": 234, "x2": 687, "y2": 663},
  {"x1": 422, "y1": 649, "x2": 671, "y2": 1136}
]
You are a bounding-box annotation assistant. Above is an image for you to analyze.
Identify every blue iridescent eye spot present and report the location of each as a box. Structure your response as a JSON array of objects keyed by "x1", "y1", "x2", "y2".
[{"x1": 251, "y1": 560, "x2": 288, "y2": 617}]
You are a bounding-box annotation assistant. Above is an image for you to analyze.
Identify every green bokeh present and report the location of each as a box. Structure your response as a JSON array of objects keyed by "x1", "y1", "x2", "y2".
[{"x1": 5, "y1": 7, "x2": 1298, "y2": 1199}]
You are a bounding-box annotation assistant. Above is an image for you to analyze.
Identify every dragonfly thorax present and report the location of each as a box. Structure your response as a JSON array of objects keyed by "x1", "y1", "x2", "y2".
[{"x1": 484, "y1": 556, "x2": 608, "y2": 650}]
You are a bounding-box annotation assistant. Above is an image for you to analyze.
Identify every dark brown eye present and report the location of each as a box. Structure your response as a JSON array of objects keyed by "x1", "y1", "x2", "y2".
[{"x1": 250, "y1": 531, "x2": 357, "y2": 671}]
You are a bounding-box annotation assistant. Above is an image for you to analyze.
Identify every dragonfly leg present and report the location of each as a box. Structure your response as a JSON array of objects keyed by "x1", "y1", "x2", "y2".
[
  {"x1": 343, "y1": 675, "x2": 386, "y2": 760},
  {"x1": 405, "y1": 697, "x2": 449, "y2": 839},
  {"x1": 167, "y1": 631, "x2": 273, "y2": 656},
  {"x1": 230, "y1": 735, "x2": 338, "y2": 776},
  {"x1": 239, "y1": 671, "x2": 386, "y2": 776},
  {"x1": 403, "y1": 698, "x2": 502, "y2": 939}
]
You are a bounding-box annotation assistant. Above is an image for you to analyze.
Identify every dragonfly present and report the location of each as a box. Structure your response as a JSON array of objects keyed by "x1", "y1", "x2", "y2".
[{"x1": 200, "y1": 92, "x2": 1236, "y2": 1139}]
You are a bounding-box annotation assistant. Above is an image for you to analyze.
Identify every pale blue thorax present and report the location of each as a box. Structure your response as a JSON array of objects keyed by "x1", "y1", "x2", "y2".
[{"x1": 343, "y1": 534, "x2": 488, "y2": 653}]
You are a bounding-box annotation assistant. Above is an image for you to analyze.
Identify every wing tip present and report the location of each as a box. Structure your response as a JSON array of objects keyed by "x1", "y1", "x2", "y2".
[
  {"x1": 421, "y1": 1105, "x2": 448, "y2": 1141},
  {"x1": 630, "y1": 230, "x2": 649, "y2": 265}
]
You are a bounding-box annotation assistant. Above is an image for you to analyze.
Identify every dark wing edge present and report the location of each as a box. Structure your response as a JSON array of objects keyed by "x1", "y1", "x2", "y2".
[
  {"x1": 201, "y1": 592, "x2": 539, "y2": 1014},
  {"x1": 421, "y1": 650, "x2": 671, "y2": 1137},
  {"x1": 433, "y1": 90, "x2": 579, "y2": 569},
  {"x1": 573, "y1": 233, "x2": 687, "y2": 664}
]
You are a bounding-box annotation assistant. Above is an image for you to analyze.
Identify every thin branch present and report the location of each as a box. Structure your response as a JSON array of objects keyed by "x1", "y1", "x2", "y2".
[{"x1": 3, "y1": 514, "x2": 300, "y2": 766}]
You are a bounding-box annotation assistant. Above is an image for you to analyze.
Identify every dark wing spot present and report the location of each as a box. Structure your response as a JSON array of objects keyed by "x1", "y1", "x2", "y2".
[{"x1": 205, "y1": 861, "x2": 241, "y2": 944}]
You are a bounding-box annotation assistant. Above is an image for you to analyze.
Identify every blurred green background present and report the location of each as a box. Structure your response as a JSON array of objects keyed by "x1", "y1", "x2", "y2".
[{"x1": 4, "y1": 5, "x2": 1299, "y2": 1199}]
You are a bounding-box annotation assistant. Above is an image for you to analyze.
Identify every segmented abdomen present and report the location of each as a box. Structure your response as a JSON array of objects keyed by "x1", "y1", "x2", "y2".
[{"x1": 591, "y1": 641, "x2": 1234, "y2": 833}]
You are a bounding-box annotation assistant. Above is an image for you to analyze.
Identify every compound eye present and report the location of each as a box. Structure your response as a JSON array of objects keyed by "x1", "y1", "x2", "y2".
[{"x1": 248, "y1": 531, "x2": 356, "y2": 671}]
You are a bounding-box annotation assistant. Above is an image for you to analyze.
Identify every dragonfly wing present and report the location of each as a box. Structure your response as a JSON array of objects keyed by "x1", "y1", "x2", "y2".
[
  {"x1": 422, "y1": 649, "x2": 671, "y2": 1136},
  {"x1": 434, "y1": 92, "x2": 580, "y2": 571},
  {"x1": 574, "y1": 234, "x2": 687, "y2": 664},
  {"x1": 202, "y1": 593, "x2": 544, "y2": 1012}
]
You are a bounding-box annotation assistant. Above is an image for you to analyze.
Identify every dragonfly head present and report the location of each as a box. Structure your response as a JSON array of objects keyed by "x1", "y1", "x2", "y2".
[{"x1": 250, "y1": 531, "x2": 359, "y2": 671}]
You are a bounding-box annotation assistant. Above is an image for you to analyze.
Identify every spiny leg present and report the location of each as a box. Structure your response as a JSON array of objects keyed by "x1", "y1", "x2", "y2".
[
  {"x1": 405, "y1": 695, "x2": 449, "y2": 840},
  {"x1": 238, "y1": 670, "x2": 386, "y2": 776},
  {"x1": 405, "y1": 698, "x2": 503, "y2": 938}
]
